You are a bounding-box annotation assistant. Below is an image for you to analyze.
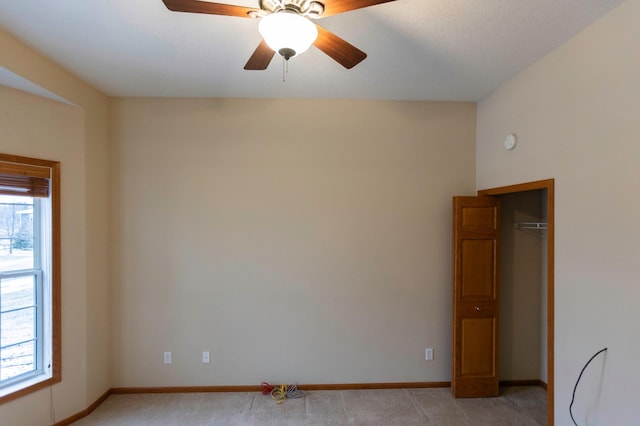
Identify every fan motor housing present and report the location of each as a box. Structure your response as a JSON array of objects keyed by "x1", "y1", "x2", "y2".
[{"x1": 258, "y1": 0, "x2": 324, "y2": 18}]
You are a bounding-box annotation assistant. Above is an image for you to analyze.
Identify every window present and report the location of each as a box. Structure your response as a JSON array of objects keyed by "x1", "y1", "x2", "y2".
[{"x1": 0, "y1": 154, "x2": 60, "y2": 403}]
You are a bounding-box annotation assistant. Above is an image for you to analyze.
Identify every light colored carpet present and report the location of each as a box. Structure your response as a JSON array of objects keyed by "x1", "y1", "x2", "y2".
[{"x1": 72, "y1": 386, "x2": 547, "y2": 426}]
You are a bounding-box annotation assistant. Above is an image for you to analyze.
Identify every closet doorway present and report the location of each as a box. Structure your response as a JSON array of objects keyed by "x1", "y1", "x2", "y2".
[{"x1": 479, "y1": 179, "x2": 554, "y2": 426}]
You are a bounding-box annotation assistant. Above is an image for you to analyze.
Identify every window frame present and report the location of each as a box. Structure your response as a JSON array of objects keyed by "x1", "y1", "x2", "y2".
[
  {"x1": 0, "y1": 270, "x2": 45, "y2": 386},
  {"x1": 0, "y1": 153, "x2": 60, "y2": 404}
]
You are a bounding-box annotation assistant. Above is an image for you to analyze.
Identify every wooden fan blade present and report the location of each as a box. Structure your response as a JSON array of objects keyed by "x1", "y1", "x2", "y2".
[
  {"x1": 313, "y1": 25, "x2": 367, "y2": 69},
  {"x1": 321, "y1": 0, "x2": 398, "y2": 17},
  {"x1": 162, "y1": 0, "x2": 257, "y2": 17},
  {"x1": 244, "y1": 40, "x2": 276, "y2": 70}
]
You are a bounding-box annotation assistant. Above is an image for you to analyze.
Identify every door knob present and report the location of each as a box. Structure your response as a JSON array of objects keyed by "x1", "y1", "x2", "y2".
[{"x1": 475, "y1": 306, "x2": 481, "y2": 311}]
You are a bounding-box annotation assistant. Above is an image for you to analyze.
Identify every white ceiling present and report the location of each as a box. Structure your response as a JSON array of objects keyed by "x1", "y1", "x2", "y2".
[{"x1": 0, "y1": 0, "x2": 626, "y2": 101}]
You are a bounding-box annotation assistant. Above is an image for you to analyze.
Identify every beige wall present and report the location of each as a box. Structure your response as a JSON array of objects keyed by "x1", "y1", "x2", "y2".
[
  {"x1": 0, "y1": 27, "x2": 110, "y2": 423},
  {"x1": 110, "y1": 98, "x2": 476, "y2": 387},
  {"x1": 477, "y1": 0, "x2": 640, "y2": 423},
  {"x1": 0, "y1": 85, "x2": 85, "y2": 425}
]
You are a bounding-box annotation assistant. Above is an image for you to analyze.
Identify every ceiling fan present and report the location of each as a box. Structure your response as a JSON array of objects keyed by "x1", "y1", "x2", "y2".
[{"x1": 161, "y1": 0, "x2": 398, "y2": 70}]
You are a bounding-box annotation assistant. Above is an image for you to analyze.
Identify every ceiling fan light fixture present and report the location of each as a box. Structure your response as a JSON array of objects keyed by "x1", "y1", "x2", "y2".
[{"x1": 258, "y1": 12, "x2": 318, "y2": 59}]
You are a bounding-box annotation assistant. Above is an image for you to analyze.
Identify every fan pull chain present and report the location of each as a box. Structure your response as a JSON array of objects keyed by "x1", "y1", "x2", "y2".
[
  {"x1": 282, "y1": 57, "x2": 289, "y2": 83},
  {"x1": 281, "y1": 57, "x2": 291, "y2": 83}
]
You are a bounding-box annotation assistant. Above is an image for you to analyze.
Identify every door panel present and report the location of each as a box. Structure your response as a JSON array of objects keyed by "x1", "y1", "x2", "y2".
[
  {"x1": 461, "y1": 240, "x2": 495, "y2": 298},
  {"x1": 452, "y1": 196, "x2": 499, "y2": 398},
  {"x1": 461, "y1": 318, "x2": 495, "y2": 375},
  {"x1": 461, "y1": 206, "x2": 496, "y2": 228}
]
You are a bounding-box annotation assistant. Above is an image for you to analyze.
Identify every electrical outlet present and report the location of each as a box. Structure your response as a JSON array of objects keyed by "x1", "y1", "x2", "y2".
[
  {"x1": 425, "y1": 348, "x2": 434, "y2": 361},
  {"x1": 164, "y1": 352, "x2": 172, "y2": 364},
  {"x1": 202, "y1": 351, "x2": 210, "y2": 364}
]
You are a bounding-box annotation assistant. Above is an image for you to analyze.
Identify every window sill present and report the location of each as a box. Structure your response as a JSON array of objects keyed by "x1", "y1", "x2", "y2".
[{"x1": 0, "y1": 372, "x2": 55, "y2": 404}]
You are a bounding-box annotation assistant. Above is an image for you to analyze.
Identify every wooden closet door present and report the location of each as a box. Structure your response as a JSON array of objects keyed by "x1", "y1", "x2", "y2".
[{"x1": 451, "y1": 196, "x2": 500, "y2": 398}]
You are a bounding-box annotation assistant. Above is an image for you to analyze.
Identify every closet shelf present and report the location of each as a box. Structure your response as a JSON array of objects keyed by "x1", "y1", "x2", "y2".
[{"x1": 515, "y1": 222, "x2": 547, "y2": 230}]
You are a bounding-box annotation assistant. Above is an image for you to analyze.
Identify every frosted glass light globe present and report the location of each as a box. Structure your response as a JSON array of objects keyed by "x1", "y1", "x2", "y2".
[{"x1": 259, "y1": 12, "x2": 318, "y2": 59}]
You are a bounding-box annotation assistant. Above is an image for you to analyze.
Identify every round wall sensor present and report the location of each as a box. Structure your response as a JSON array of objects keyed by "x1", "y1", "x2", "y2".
[{"x1": 504, "y1": 133, "x2": 517, "y2": 150}]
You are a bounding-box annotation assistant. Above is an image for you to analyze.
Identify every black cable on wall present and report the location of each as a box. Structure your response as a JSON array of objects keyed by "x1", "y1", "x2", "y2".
[{"x1": 569, "y1": 347, "x2": 608, "y2": 426}]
